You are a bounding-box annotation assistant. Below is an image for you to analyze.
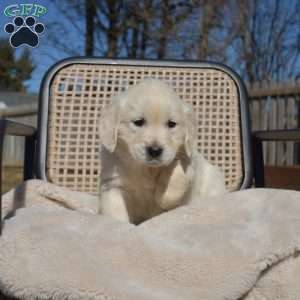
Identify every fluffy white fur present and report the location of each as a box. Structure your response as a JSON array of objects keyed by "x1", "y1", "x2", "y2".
[
  {"x1": 2, "y1": 182, "x2": 300, "y2": 300},
  {"x1": 98, "y1": 79, "x2": 226, "y2": 224}
]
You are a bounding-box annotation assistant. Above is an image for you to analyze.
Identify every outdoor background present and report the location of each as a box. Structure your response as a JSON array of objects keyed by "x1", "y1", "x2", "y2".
[{"x1": 0, "y1": 0, "x2": 300, "y2": 192}]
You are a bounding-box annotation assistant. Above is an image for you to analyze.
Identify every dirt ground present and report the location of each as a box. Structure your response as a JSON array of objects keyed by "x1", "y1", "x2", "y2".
[
  {"x1": 2, "y1": 167, "x2": 23, "y2": 194},
  {"x1": 265, "y1": 165, "x2": 300, "y2": 191}
]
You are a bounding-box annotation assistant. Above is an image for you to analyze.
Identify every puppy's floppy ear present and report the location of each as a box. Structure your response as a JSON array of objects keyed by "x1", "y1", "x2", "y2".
[
  {"x1": 98, "y1": 101, "x2": 120, "y2": 153},
  {"x1": 183, "y1": 102, "x2": 197, "y2": 158}
]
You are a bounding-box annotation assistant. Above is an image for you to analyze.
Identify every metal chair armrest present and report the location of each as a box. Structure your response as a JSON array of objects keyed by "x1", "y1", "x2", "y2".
[
  {"x1": 0, "y1": 119, "x2": 37, "y2": 235},
  {"x1": 252, "y1": 129, "x2": 300, "y2": 188},
  {"x1": 0, "y1": 119, "x2": 36, "y2": 136}
]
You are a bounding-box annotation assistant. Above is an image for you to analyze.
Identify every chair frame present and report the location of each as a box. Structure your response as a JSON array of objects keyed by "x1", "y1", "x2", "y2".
[{"x1": 36, "y1": 57, "x2": 253, "y2": 188}]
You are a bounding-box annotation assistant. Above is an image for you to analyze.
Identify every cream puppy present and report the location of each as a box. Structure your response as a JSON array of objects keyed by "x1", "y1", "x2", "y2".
[{"x1": 98, "y1": 79, "x2": 226, "y2": 224}]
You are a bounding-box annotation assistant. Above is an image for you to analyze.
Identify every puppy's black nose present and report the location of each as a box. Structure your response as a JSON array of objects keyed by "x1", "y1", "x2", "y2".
[{"x1": 147, "y1": 146, "x2": 163, "y2": 158}]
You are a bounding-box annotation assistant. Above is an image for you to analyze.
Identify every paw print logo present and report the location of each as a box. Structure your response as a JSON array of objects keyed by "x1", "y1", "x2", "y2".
[{"x1": 4, "y1": 16, "x2": 45, "y2": 48}]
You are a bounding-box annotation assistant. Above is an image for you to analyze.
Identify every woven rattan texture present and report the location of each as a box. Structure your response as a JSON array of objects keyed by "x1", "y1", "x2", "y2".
[{"x1": 47, "y1": 64, "x2": 243, "y2": 194}]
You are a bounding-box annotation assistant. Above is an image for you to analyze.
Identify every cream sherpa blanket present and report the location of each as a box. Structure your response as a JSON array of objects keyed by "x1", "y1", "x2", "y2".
[{"x1": 1, "y1": 180, "x2": 300, "y2": 300}]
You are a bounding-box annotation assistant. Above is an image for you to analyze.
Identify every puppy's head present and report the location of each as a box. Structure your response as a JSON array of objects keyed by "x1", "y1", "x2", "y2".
[{"x1": 99, "y1": 79, "x2": 196, "y2": 167}]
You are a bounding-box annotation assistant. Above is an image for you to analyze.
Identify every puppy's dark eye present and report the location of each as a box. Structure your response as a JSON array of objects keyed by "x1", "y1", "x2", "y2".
[
  {"x1": 167, "y1": 120, "x2": 177, "y2": 128},
  {"x1": 133, "y1": 118, "x2": 145, "y2": 127}
]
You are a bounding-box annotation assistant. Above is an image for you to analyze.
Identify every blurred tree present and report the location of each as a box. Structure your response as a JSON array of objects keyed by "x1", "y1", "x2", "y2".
[
  {"x1": 47, "y1": 0, "x2": 300, "y2": 82},
  {"x1": 196, "y1": 0, "x2": 237, "y2": 60},
  {"x1": 122, "y1": 0, "x2": 154, "y2": 58},
  {"x1": 0, "y1": 39, "x2": 35, "y2": 92},
  {"x1": 155, "y1": 0, "x2": 195, "y2": 59},
  {"x1": 46, "y1": 1, "x2": 85, "y2": 57},
  {"x1": 227, "y1": 0, "x2": 300, "y2": 83},
  {"x1": 85, "y1": 0, "x2": 96, "y2": 55},
  {"x1": 96, "y1": 0, "x2": 127, "y2": 57},
  {"x1": 179, "y1": 0, "x2": 234, "y2": 60},
  {"x1": 182, "y1": 0, "x2": 300, "y2": 82},
  {"x1": 51, "y1": 0, "x2": 128, "y2": 57},
  {"x1": 50, "y1": 0, "x2": 196, "y2": 58}
]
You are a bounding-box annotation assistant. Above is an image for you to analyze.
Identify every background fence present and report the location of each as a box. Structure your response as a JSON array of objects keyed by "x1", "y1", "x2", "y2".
[
  {"x1": 1, "y1": 81, "x2": 299, "y2": 167},
  {"x1": 249, "y1": 81, "x2": 300, "y2": 165}
]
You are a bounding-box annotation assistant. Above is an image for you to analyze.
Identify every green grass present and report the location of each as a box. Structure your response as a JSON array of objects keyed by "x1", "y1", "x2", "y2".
[{"x1": 2, "y1": 167, "x2": 23, "y2": 194}]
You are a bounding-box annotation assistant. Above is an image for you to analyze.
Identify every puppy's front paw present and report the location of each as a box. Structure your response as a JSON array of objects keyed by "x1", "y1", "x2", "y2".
[
  {"x1": 100, "y1": 188, "x2": 131, "y2": 223},
  {"x1": 155, "y1": 161, "x2": 190, "y2": 210}
]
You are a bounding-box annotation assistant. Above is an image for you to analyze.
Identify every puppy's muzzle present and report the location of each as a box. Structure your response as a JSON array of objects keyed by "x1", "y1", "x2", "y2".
[{"x1": 146, "y1": 146, "x2": 163, "y2": 158}]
